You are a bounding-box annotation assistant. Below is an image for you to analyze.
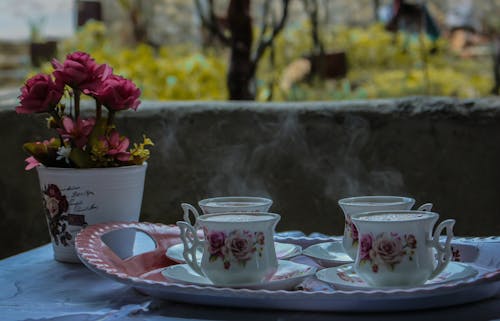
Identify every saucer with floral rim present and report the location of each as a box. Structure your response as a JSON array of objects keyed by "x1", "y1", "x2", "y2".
[
  {"x1": 316, "y1": 262, "x2": 478, "y2": 290},
  {"x1": 161, "y1": 259, "x2": 316, "y2": 290},
  {"x1": 166, "y1": 241, "x2": 302, "y2": 264},
  {"x1": 303, "y1": 241, "x2": 353, "y2": 267}
]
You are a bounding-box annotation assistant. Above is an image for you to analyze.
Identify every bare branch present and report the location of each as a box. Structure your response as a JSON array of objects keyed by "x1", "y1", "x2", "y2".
[
  {"x1": 257, "y1": 1, "x2": 272, "y2": 48},
  {"x1": 302, "y1": 0, "x2": 324, "y2": 55},
  {"x1": 194, "y1": 0, "x2": 230, "y2": 45},
  {"x1": 252, "y1": 0, "x2": 290, "y2": 66}
]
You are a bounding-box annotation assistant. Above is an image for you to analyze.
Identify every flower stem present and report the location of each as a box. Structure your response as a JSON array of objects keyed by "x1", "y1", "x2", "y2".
[
  {"x1": 107, "y1": 110, "x2": 115, "y2": 130},
  {"x1": 50, "y1": 110, "x2": 62, "y2": 125},
  {"x1": 74, "y1": 88, "x2": 81, "y2": 119},
  {"x1": 95, "y1": 100, "x2": 102, "y2": 120}
]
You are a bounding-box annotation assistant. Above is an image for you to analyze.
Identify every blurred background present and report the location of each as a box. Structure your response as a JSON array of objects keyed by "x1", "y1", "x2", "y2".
[{"x1": 1, "y1": 0, "x2": 499, "y2": 102}]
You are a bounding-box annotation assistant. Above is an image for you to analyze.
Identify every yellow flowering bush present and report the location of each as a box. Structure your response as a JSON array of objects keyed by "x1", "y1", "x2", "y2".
[
  {"x1": 40, "y1": 21, "x2": 492, "y2": 102},
  {"x1": 55, "y1": 21, "x2": 227, "y2": 101}
]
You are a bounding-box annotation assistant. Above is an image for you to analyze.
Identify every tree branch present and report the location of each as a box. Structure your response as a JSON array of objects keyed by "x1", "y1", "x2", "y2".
[
  {"x1": 252, "y1": 0, "x2": 290, "y2": 66},
  {"x1": 256, "y1": 0, "x2": 272, "y2": 50},
  {"x1": 194, "y1": 0, "x2": 231, "y2": 45},
  {"x1": 302, "y1": 0, "x2": 324, "y2": 56}
]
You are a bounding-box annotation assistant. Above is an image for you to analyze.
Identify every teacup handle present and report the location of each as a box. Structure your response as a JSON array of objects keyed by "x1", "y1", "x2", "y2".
[
  {"x1": 417, "y1": 203, "x2": 433, "y2": 211},
  {"x1": 182, "y1": 203, "x2": 200, "y2": 226},
  {"x1": 176, "y1": 221, "x2": 205, "y2": 277},
  {"x1": 429, "y1": 219, "x2": 455, "y2": 279}
]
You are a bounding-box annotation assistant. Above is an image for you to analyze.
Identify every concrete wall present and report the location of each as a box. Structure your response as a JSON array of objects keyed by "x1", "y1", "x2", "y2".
[{"x1": 1, "y1": 97, "x2": 500, "y2": 259}]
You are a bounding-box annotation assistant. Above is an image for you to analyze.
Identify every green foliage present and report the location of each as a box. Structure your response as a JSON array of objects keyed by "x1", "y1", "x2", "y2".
[
  {"x1": 57, "y1": 21, "x2": 228, "y2": 100},
  {"x1": 262, "y1": 22, "x2": 492, "y2": 100},
  {"x1": 46, "y1": 21, "x2": 492, "y2": 102}
]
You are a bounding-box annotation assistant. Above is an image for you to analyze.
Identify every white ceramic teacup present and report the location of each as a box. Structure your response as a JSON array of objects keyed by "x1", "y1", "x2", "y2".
[
  {"x1": 177, "y1": 212, "x2": 280, "y2": 286},
  {"x1": 182, "y1": 196, "x2": 273, "y2": 226},
  {"x1": 338, "y1": 196, "x2": 433, "y2": 260},
  {"x1": 351, "y1": 210, "x2": 455, "y2": 287}
]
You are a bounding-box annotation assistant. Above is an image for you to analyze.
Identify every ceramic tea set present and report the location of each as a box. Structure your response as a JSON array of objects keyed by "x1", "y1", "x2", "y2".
[
  {"x1": 163, "y1": 196, "x2": 313, "y2": 289},
  {"x1": 161, "y1": 195, "x2": 472, "y2": 290}
]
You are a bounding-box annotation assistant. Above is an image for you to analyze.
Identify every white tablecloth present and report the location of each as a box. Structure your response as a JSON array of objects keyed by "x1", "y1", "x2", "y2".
[{"x1": 1, "y1": 243, "x2": 500, "y2": 321}]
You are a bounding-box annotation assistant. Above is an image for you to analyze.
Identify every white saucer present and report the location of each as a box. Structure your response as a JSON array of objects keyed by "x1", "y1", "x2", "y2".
[
  {"x1": 316, "y1": 262, "x2": 478, "y2": 290},
  {"x1": 303, "y1": 241, "x2": 353, "y2": 267},
  {"x1": 166, "y1": 241, "x2": 302, "y2": 264},
  {"x1": 161, "y1": 260, "x2": 316, "y2": 290}
]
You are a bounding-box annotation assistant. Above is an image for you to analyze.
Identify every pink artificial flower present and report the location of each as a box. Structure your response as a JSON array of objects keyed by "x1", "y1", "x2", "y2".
[
  {"x1": 100, "y1": 130, "x2": 131, "y2": 161},
  {"x1": 25, "y1": 156, "x2": 41, "y2": 170},
  {"x1": 94, "y1": 74, "x2": 141, "y2": 111},
  {"x1": 23, "y1": 138, "x2": 59, "y2": 170},
  {"x1": 15, "y1": 74, "x2": 63, "y2": 114},
  {"x1": 51, "y1": 51, "x2": 112, "y2": 92},
  {"x1": 57, "y1": 116, "x2": 96, "y2": 148}
]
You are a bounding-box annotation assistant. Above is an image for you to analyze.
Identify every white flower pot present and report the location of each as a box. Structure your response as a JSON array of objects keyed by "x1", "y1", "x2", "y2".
[{"x1": 36, "y1": 163, "x2": 147, "y2": 263}]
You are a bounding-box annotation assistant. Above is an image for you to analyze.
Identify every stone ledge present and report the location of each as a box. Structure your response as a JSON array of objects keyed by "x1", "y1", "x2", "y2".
[{"x1": 1, "y1": 96, "x2": 500, "y2": 258}]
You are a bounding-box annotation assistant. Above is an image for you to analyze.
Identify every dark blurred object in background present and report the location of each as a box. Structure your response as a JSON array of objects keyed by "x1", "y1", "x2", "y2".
[
  {"x1": 30, "y1": 40, "x2": 57, "y2": 67},
  {"x1": 77, "y1": 0, "x2": 102, "y2": 27}
]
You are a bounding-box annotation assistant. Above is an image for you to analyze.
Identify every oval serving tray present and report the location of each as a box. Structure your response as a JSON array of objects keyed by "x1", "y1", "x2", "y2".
[{"x1": 75, "y1": 222, "x2": 500, "y2": 312}]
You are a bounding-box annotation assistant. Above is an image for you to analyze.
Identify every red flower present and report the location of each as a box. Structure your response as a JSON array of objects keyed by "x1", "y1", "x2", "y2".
[
  {"x1": 52, "y1": 51, "x2": 112, "y2": 92},
  {"x1": 95, "y1": 74, "x2": 141, "y2": 111},
  {"x1": 57, "y1": 117, "x2": 96, "y2": 148},
  {"x1": 15, "y1": 74, "x2": 63, "y2": 114},
  {"x1": 100, "y1": 130, "x2": 131, "y2": 161}
]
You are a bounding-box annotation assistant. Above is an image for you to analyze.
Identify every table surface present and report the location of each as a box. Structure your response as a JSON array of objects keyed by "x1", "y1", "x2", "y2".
[{"x1": 1, "y1": 242, "x2": 500, "y2": 321}]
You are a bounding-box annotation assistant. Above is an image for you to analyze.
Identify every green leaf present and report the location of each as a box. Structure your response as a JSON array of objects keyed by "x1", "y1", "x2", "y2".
[
  {"x1": 23, "y1": 140, "x2": 62, "y2": 167},
  {"x1": 69, "y1": 148, "x2": 93, "y2": 168},
  {"x1": 87, "y1": 117, "x2": 108, "y2": 148}
]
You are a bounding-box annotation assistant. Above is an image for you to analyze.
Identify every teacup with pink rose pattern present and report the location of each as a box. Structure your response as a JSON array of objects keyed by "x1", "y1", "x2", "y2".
[
  {"x1": 352, "y1": 210, "x2": 455, "y2": 287},
  {"x1": 338, "y1": 196, "x2": 433, "y2": 260},
  {"x1": 177, "y1": 212, "x2": 280, "y2": 286}
]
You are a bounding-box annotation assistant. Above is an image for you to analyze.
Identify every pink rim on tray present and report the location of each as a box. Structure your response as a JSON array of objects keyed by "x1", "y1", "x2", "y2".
[
  {"x1": 75, "y1": 222, "x2": 500, "y2": 312},
  {"x1": 75, "y1": 221, "x2": 183, "y2": 281}
]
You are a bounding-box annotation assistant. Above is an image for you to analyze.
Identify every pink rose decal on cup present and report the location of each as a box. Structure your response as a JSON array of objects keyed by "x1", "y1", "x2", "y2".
[
  {"x1": 205, "y1": 229, "x2": 264, "y2": 269},
  {"x1": 371, "y1": 233, "x2": 406, "y2": 268},
  {"x1": 359, "y1": 232, "x2": 415, "y2": 272},
  {"x1": 347, "y1": 216, "x2": 359, "y2": 244},
  {"x1": 177, "y1": 212, "x2": 280, "y2": 286},
  {"x1": 358, "y1": 233, "x2": 373, "y2": 261},
  {"x1": 207, "y1": 231, "x2": 226, "y2": 258},
  {"x1": 352, "y1": 210, "x2": 455, "y2": 287},
  {"x1": 225, "y1": 230, "x2": 256, "y2": 263}
]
